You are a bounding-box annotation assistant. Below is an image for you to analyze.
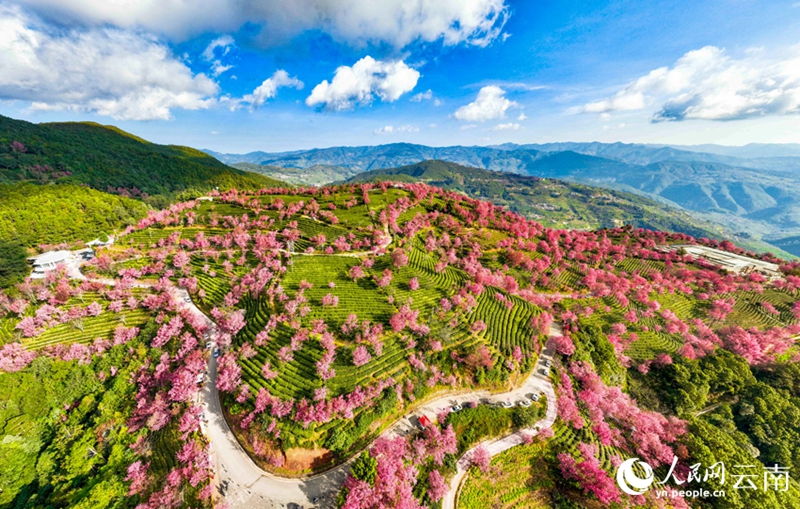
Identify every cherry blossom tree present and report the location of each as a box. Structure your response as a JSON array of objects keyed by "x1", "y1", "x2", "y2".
[{"x1": 470, "y1": 444, "x2": 491, "y2": 473}]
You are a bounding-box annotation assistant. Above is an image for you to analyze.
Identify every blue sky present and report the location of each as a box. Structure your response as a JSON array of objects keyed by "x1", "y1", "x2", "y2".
[{"x1": 1, "y1": 0, "x2": 800, "y2": 152}]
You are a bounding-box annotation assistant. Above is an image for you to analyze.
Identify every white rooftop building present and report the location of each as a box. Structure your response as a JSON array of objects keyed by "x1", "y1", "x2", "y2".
[
  {"x1": 666, "y1": 244, "x2": 782, "y2": 279},
  {"x1": 28, "y1": 250, "x2": 71, "y2": 277}
]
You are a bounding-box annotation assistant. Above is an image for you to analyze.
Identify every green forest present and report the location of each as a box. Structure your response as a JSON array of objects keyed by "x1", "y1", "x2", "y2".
[
  {"x1": 1, "y1": 336, "x2": 149, "y2": 508},
  {"x1": 0, "y1": 184, "x2": 149, "y2": 287},
  {"x1": 0, "y1": 115, "x2": 282, "y2": 206}
]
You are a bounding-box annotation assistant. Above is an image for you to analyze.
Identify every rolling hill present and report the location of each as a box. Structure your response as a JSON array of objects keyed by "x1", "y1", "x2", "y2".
[
  {"x1": 0, "y1": 114, "x2": 283, "y2": 206},
  {"x1": 346, "y1": 160, "x2": 727, "y2": 240},
  {"x1": 0, "y1": 114, "x2": 287, "y2": 287},
  {"x1": 208, "y1": 142, "x2": 800, "y2": 253}
]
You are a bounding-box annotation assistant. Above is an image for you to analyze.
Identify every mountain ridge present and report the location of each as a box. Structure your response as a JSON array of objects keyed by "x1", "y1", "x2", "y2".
[{"x1": 204, "y1": 142, "x2": 800, "y2": 252}]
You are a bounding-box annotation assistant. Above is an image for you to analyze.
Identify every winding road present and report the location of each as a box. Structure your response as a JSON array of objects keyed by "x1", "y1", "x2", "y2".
[
  {"x1": 81, "y1": 273, "x2": 561, "y2": 509},
  {"x1": 201, "y1": 323, "x2": 562, "y2": 509}
]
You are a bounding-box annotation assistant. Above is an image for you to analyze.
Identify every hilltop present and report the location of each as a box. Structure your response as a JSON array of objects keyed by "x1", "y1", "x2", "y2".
[
  {"x1": 3, "y1": 182, "x2": 799, "y2": 509},
  {"x1": 346, "y1": 160, "x2": 727, "y2": 240},
  {"x1": 211, "y1": 141, "x2": 800, "y2": 254},
  {"x1": 0, "y1": 115, "x2": 282, "y2": 206}
]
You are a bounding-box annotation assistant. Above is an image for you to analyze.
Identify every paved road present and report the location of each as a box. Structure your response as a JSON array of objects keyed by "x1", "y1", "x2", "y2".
[
  {"x1": 81, "y1": 272, "x2": 561, "y2": 509},
  {"x1": 203, "y1": 324, "x2": 562, "y2": 509},
  {"x1": 442, "y1": 325, "x2": 560, "y2": 509}
]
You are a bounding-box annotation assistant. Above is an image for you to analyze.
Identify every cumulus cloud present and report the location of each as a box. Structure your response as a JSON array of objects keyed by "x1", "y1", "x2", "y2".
[
  {"x1": 453, "y1": 85, "x2": 518, "y2": 122},
  {"x1": 306, "y1": 56, "x2": 419, "y2": 111},
  {"x1": 15, "y1": 0, "x2": 509, "y2": 48},
  {"x1": 582, "y1": 45, "x2": 800, "y2": 122},
  {"x1": 202, "y1": 35, "x2": 235, "y2": 76},
  {"x1": 0, "y1": 5, "x2": 217, "y2": 120},
  {"x1": 239, "y1": 70, "x2": 303, "y2": 109},
  {"x1": 492, "y1": 122, "x2": 521, "y2": 130},
  {"x1": 374, "y1": 124, "x2": 419, "y2": 134}
]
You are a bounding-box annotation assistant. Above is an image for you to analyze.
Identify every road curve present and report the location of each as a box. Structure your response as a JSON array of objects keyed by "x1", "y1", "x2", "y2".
[
  {"x1": 442, "y1": 326, "x2": 560, "y2": 509},
  {"x1": 203, "y1": 323, "x2": 562, "y2": 509},
  {"x1": 79, "y1": 273, "x2": 560, "y2": 508}
]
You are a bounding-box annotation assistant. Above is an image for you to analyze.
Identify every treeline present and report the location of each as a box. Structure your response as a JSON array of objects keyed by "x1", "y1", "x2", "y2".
[
  {"x1": 0, "y1": 184, "x2": 148, "y2": 247},
  {"x1": 348, "y1": 160, "x2": 720, "y2": 239},
  {"x1": 0, "y1": 115, "x2": 283, "y2": 205}
]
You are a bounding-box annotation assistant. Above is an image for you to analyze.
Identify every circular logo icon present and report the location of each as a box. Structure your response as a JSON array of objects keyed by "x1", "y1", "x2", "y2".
[{"x1": 616, "y1": 458, "x2": 655, "y2": 495}]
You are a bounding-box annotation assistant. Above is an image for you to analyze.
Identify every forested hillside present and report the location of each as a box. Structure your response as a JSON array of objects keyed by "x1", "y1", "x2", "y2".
[
  {"x1": 0, "y1": 184, "x2": 148, "y2": 248},
  {"x1": 213, "y1": 142, "x2": 800, "y2": 253},
  {"x1": 0, "y1": 115, "x2": 282, "y2": 206}
]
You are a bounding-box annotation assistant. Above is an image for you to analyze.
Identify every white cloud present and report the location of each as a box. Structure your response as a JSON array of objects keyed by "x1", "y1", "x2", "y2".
[
  {"x1": 240, "y1": 70, "x2": 303, "y2": 108},
  {"x1": 411, "y1": 89, "x2": 432, "y2": 102},
  {"x1": 492, "y1": 122, "x2": 521, "y2": 130},
  {"x1": 306, "y1": 56, "x2": 419, "y2": 111},
  {"x1": 517, "y1": 112, "x2": 527, "y2": 121},
  {"x1": 15, "y1": 0, "x2": 509, "y2": 48},
  {"x1": 0, "y1": 5, "x2": 217, "y2": 120},
  {"x1": 374, "y1": 124, "x2": 419, "y2": 134},
  {"x1": 602, "y1": 123, "x2": 627, "y2": 131},
  {"x1": 202, "y1": 35, "x2": 235, "y2": 76},
  {"x1": 582, "y1": 45, "x2": 800, "y2": 122},
  {"x1": 202, "y1": 35, "x2": 234, "y2": 60},
  {"x1": 453, "y1": 85, "x2": 518, "y2": 122},
  {"x1": 411, "y1": 89, "x2": 442, "y2": 106}
]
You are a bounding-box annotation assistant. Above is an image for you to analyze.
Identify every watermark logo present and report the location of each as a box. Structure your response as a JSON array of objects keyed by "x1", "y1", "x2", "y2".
[
  {"x1": 616, "y1": 458, "x2": 655, "y2": 495},
  {"x1": 615, "y1": 457, "x2": 790, "y2": 499}
]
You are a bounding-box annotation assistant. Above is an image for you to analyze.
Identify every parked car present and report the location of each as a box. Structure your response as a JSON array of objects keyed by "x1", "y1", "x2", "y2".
[
  {"x1": 500, "y1": 401, "x2": 515, "y2": 408},
  {"x1": 206, "y1": 341, "x2": 214, "y2": 350},
  {"x1": 540, "y1": 367, "x2": 549, "y2": 375},
  {"x1": 213, "y1": 347, "x2": 220, "y2": 358},
  {"x1": 545, "y1": 360, "x2": 553, "y2": 368},
  {"x1": 518, "y1": 399, "x2": 532, "y2": 408},
  {"x1": 530, "y1": 392, "x2": 541, "y2": 402},
  {"x1": 451, "y1": 404, "x2": 463, "y2": 412}
]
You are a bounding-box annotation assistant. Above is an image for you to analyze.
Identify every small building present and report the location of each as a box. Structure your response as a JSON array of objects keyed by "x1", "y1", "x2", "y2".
[
  {"x1": 86, "y1": 236, "x2": 114, "y2": 248},
  {"x1": 28, "y1": 250, "x2": 71, "y2": 277},
  {"x1": 665, "y1": 244, "x2": 782, "y2": 279}
]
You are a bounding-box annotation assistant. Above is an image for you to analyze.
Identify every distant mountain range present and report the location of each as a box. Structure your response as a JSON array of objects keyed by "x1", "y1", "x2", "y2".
[{"x1": 206, "y1": 142, "x2": 800, "y2": 256}]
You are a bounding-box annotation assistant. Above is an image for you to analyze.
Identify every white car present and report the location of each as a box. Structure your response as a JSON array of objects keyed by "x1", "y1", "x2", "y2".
[
  {"x1": 518, "y1": 399, "x2": 532, "y2": 408},
  {"x1": 530, "y1": 392, "x2": 541, "y2": 402},
  {"x1": 545, "y1": 360, "x2": 553, "y2": 368},
  {"x1": 451, "y1": 404, "x2": 463, "y2": 412},
  {"x1": 500, "y1": 401, "x2": 515, "y2": 408}
]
